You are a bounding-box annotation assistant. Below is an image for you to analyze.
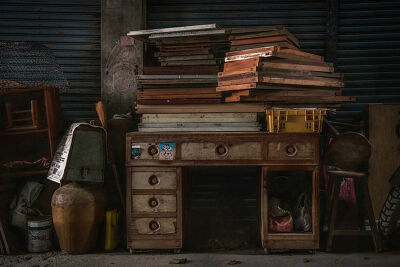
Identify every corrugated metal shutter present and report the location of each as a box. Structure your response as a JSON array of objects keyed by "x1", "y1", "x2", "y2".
[
  {"x1": 336, "y1": 0, "x2": 400, "y2": 127},
  {"x1": 0, "y1": 0, "x2": 101, "y2": 124},
  {"x1": 147, "y1": 0, "x2": 327, "y2": 56}
]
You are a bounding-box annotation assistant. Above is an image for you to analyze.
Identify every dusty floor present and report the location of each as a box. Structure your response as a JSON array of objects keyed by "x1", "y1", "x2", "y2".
[{"x1": 1, "y1": 250, "x2": 400, "y2": 267}]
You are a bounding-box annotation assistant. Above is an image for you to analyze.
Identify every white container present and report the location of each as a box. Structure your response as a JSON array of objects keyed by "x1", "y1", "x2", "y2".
[{"x1": 27, "y1": 216, "x2": 52, "y2": 252}]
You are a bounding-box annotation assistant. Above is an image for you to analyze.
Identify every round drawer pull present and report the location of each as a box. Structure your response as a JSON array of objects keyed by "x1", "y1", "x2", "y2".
[
  {"x1": 148, "y1": 175, "x2": 160, "y2": 186},
  {"x1": 148, "y1": 197, "x2": 159, "y2": 208},
  {"x1": 285, "y1": 144, "x2": 298, "y2": 157},
  {"x1": 149, "y1": 220, "x2": 160, "y2": 232},
  {"x1": 215, "y1": 144, "x2": 228, "y2": 156},
  {"x1": 148, "y1": 145, "x2": 159, "y2": 156}
]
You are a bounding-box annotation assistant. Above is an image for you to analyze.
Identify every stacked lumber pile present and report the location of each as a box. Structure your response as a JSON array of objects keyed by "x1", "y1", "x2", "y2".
[
  {"x1": 128, "y1": 24, "x2": 230, "y2": 105},
  {"x1": 228, "y1": 25, "x2": 300, "y2": 51},
  {"x1": 138, "y1": 112, "x2": 261, "y2": 132},
  {"x1": 136, "y1": 74, "x2": 220, "y2": 105},
  {"x1": 136, "y1": 103, "x2": 264, "y2": 132},
  {"x1": 128, "y1": 24, "x2": 263, "y2": 132},
  {"x1": 218, "y1": 27, "x2": 353, "y2": 108}
]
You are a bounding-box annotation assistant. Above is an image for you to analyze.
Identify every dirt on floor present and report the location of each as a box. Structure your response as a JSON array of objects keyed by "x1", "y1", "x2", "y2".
[{"x1": 1, "y1": 250, "x2": 400, "y2": 267}]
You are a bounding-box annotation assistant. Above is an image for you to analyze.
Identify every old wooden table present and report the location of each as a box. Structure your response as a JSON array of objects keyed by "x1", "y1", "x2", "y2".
[{"x1": 125, "y1": 132, "x2": 320, "y2": 253}]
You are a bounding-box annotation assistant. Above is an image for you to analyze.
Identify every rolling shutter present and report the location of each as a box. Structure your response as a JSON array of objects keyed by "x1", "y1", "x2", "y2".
[{"x1": 0, "y1": 0, "x2": 101, "y2": 124}]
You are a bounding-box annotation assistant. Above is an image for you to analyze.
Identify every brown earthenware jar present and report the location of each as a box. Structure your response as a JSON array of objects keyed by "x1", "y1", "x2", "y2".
[{"x1": 51, "y1": 182, "x2": 107, "y2": 254}]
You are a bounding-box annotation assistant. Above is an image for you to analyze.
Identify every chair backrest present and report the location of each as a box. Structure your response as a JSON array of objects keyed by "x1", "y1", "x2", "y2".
[{"x1": 327, "y1": 132, "x2": 371, "y2": 172}]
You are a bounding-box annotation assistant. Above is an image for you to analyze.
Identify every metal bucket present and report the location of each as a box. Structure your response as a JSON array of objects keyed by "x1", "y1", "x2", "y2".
[{"x1": 27, "y1": 216, "x2": 52, "y2": 252}]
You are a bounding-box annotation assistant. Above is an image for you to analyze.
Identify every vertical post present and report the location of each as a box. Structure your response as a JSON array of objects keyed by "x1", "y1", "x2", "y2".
[
  {"x1": 101, "y1": 0, "x2": 146, "y2": 117},
  {"x1": 325, "y1": 0, "x2": 339, "y2": 65}
]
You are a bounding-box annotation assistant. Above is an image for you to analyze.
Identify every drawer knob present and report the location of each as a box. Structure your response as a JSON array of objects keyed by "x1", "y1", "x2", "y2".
[
  {"x1": 216, "y1": 144, "x2": 228, "y2": 156},
  {"x1": 148, "y1": 175, "x2": 160, "y2": 186},
  {"x1": 285, "y1": 144, "x2": 298, "y2": 157},
  {"x1": 148, "y1": 197, "x2": 159, "y2": 208},
  {"x1": 148, "y1": 145, "x2": 159, "y2": 156},
  {"x1": 149, "y1": 220, "x2": 160, "y2": 232}
]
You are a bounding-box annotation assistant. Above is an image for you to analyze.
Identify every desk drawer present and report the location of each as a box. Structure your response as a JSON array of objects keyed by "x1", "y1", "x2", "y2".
[
  {"x1": 132, "y1": 171, "x2": 177, "y2": 190},
  {"x1": 267, "y1": 141, "x2": 315, "y2": 161},
  {"x1": 181, "y1": 142, "x2": 262, "y2": 160},
  {"x1": 132, "y1": 195, "x2": 176, "y2": 213},
  {"x1": 133, "y1": 218, "x2": 177, "y2": 235}
]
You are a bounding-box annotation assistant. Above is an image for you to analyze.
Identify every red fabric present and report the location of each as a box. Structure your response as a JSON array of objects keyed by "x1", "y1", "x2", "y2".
[{"x1": 268, "y1": 215, "x2": 294, "y2": 233}]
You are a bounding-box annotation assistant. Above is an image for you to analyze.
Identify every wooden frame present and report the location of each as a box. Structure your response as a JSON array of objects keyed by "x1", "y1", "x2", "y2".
[
  {"x1": 260, "y1": 165, "x2": 319, "y2": 253},
  {"x1": 126, "y1": 132, "x2": 319, "y2": 253}
]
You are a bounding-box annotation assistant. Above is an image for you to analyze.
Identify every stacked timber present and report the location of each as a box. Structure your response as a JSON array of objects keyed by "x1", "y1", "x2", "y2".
[
  {"x1": 228, "y1": 25, "x2": 300, "y2": 51},
  {"x1": 138, "y1": 112, "x2": 261, "y2": 132},
  {"x1": 128, "y1": 25, "x2": 263, "y2": 132},
  {"x1": 218, "y1": 44, "x2": 352, "y2": 108},
  {"x1": 136, "y1": 74, "x2": 220, "y2": 105},
  {"x1": 128, "y1": 24, "x2": 230, "y2": 105},
  {"x1": 136, "y1": 103, "x2": 264, "y2": 132}
]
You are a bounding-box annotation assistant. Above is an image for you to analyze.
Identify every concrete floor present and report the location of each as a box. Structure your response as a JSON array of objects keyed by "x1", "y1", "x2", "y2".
[{"x1": 1, "y1": 250, "x2": 400, "y2": 267}]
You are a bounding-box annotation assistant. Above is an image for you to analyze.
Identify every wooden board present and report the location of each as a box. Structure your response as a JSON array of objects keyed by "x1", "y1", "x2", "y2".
[
  {"x1": 138, "y1": 88, "x2": 217, "y2": 95},
  {"x1": 228, "y1": 25, "x2": 284, "y2": 34},
  {"x1": 149, "y1": 29, "x2": 226, "y2": 39},
  {"x1": 159, "y1": 54, "x2": 214, "y2": 61},
  {"x1": 368, "y1": 104, "x2": 400, "y2": 217},
  {"x1": 137, "y1": 94, "x2": 221, "y2": 100},
  {"x1": 138, "y1": 126, "x2": 261, "y2": 132},
  {"x1": 135, "y1": 103, "x2": 265, "y2": 114},
  {"x1": 225, "y1": 95, "x2": 354, "y2": 103},
  {"x1": 217, "y1": 83, "x2": 340, "y2": 92},
  {"x1": 229, "y1": 29, "x2": 299, "y2": 47},
  {"x1": 161, "y1": 59, "x2": 217, "y2": 66},
  {"x1": 141, "y1": 113, "x2": 258, "y2": 123},
  {"x1": 154, "y1": 49, "x2": 211, "y2": 57},
  {"x1": 230, "y1": 89, "x2": 338, "y2": 97},
  {"x1": 143, "y1": 66, "x2": 218, "y2": 75},
  {"x1": 230, "y1": 41, "x2": 298, "y2": 51},
  {"x1": 137, "y1": 99, "x2": 221, "y2": 105},
  {"x1": 231, "y1": 35, "x2": 296, "y2": 47},
  {"x1": 127, "y1": 23, "x2": 218, "y2": 37},
  {"x1": 138, "y1": 79, "x2": 217, "y2": 85}
]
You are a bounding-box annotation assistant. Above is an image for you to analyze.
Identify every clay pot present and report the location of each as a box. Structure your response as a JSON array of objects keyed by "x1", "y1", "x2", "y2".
[{"x1": 51, "y1": 182, "x2": 107, "y2": 254}]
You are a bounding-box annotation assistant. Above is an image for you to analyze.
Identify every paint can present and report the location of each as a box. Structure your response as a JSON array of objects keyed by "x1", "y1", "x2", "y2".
[{"x1": 27, "y1": 216, "x2": 52, "y2": 252}]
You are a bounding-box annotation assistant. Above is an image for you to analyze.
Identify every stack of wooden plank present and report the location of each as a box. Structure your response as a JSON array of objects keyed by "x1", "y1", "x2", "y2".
[
  {"x1": 228, "y1": 25, "x2": 300, "y2": 52},
  {"x1": 128, "y1": 24, "x2": 229, "y2": 75},
  {"x1": 218, "y1": 45, "x2": 353, "y2": 108},
  {"x1": 138, "y1": 112, "x2": 261, "y2": 132},
  {"x1": 135, "y1": 103, "x2": 264, "y2": 132},
  {"x1": 129, "y1": 24, "x2": 231, "y2": 106},
  {"x1": 136, "y1": 74, "x2": 220, "y2": 105}
]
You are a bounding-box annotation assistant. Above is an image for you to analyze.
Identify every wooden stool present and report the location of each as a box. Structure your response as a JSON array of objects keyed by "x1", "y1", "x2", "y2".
[{"x1": 325, "y1": 132, "x2": 381, "y2": 252}]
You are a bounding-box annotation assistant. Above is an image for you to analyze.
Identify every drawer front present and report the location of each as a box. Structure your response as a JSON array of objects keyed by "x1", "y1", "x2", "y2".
[
  {"x1": 132, "y1": 171, "x2": 177, "y2": 190},
  {"x1": 132, "y1": 195, "x2": 176, "y2": 213},
  {"x1": 268, "y1": 141, "x2": 315, "y2": 160},
  {"x1": 133, "y1": 218, "x2": 176, "y2": 235},
  {"x1": 181, "y1": 142, "x2": 262, "y2": 160},
  {"x1": 131, "y1": 142, "x2": 160, "y2": 160}
]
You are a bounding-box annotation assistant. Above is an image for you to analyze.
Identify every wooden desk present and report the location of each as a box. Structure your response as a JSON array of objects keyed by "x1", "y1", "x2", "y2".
[{"x1": 126, "y1": 132, "x2": 319, "y2": 253}]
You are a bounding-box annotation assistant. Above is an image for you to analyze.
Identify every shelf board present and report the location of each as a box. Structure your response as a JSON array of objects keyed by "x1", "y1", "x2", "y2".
[
  {"x1": 266, "y1": 233, "x2": 314, "y2": 240},
  {"x1": 0, "y1": 128, "x2": 48, "y2": 137},
  {"x1": 0, "y1": 169, "x2": 48, "y2": 180}
]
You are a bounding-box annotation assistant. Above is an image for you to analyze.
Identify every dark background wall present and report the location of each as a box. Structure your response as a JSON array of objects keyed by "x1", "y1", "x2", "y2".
[
  {"x1": 1, "y1": 0, "x2": 398, "y2": 126},
  {"x1": 0, "y1": 0, "x2": 101, "y2": 125}
]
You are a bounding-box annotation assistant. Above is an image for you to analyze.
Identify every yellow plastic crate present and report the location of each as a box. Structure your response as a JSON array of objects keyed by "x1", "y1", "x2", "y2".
[{"x1": 266, "y1": 109, "x2": 327, "y2": 133}]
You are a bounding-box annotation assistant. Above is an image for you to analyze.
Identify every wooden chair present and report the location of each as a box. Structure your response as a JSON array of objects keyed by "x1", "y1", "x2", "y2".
[{"x1": 325, "y1": 132, "x2": 381, "y2": 252}]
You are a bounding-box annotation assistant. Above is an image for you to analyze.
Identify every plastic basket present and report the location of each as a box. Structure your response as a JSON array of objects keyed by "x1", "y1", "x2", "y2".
[{"x1": 266, "y1": 109, "x2": 327, "y2": 133}]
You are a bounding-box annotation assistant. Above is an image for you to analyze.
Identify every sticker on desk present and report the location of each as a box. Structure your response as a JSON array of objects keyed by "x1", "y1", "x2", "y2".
[
  {"x1": 159, "y1": 142, "x2": 175, "y2": 160},
  {"x1": 131, "y1": 145, "x2": 141, "y2": 159}
]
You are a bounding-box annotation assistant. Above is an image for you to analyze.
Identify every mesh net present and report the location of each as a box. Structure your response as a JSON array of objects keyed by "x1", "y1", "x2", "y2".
[{"x1": 0, "y1": 42, "x2": 68, "y2": 92}]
